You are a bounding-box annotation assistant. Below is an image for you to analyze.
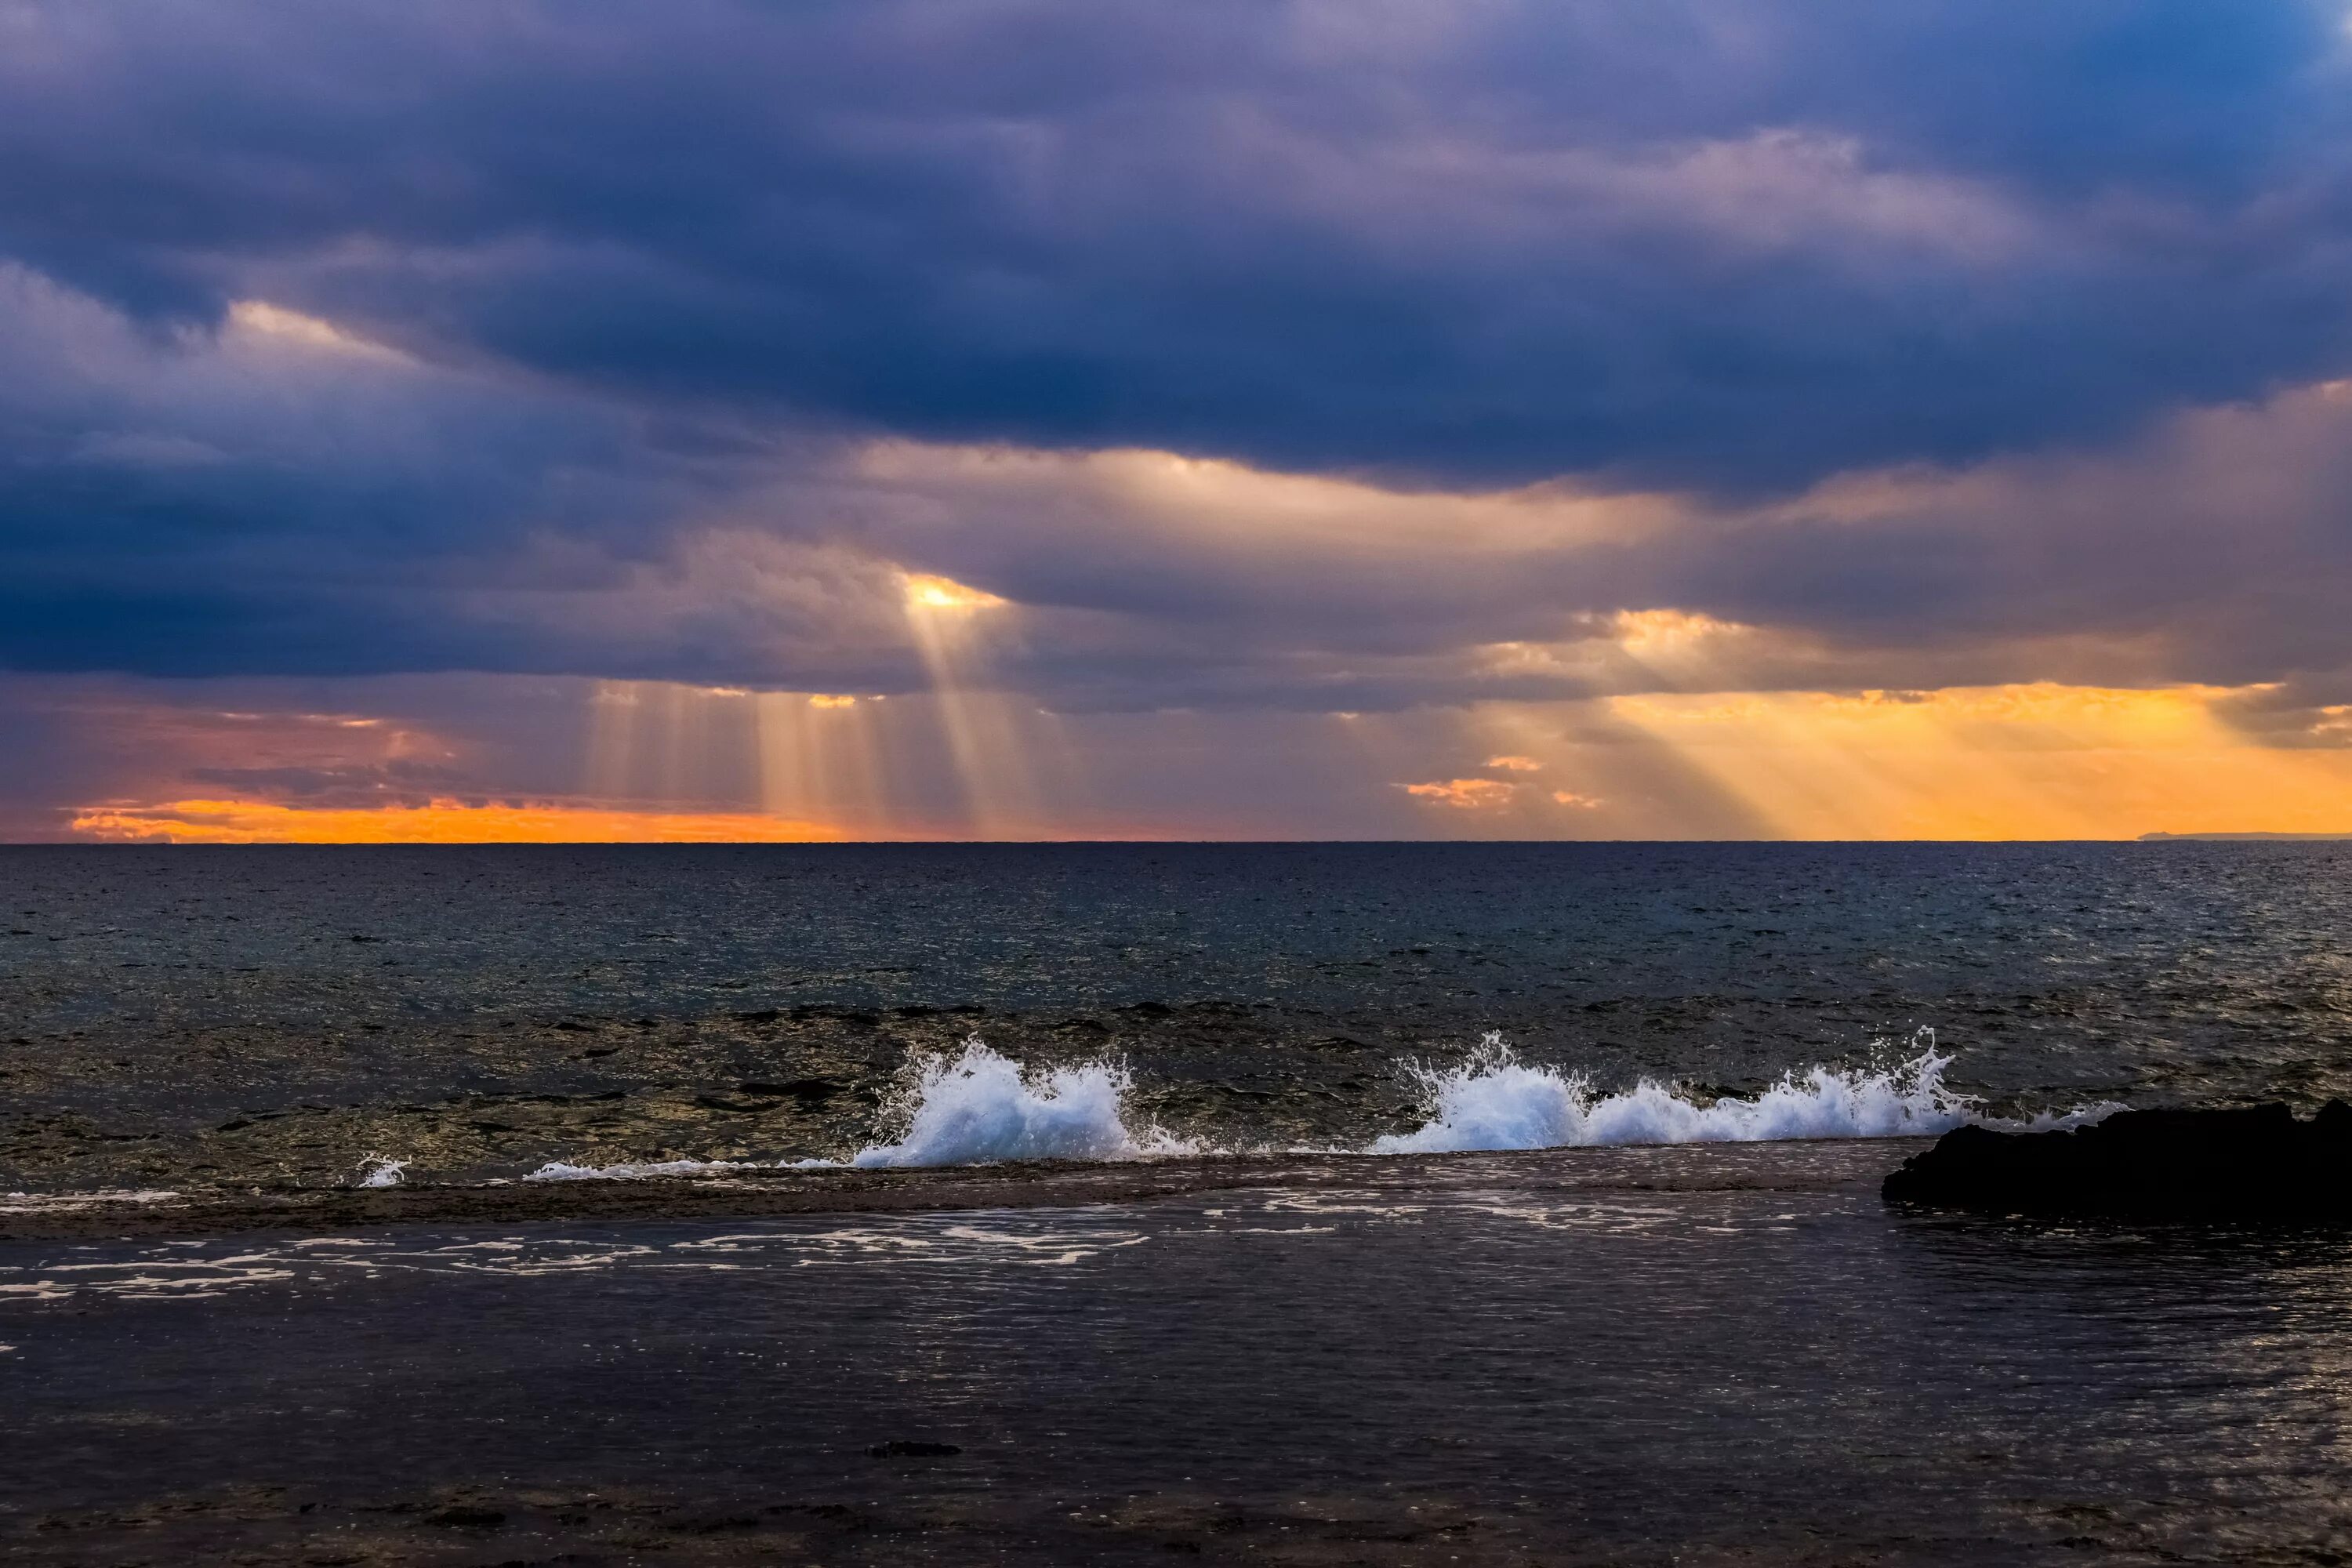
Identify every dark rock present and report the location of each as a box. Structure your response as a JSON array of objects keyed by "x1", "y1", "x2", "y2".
[
  {"x1": 665, "y1": 1513, "x2": 760, "y2": 1534},
  {"x1": 1884, "y1": 1102, "x2": 2352, "y2": 1218},
  {"x1": 740, "y1": 1078, "x2": 840, "y2": 1103},
  {"x1": 424, "y1": 1505, "x2": 506, "y2": 1527},
  {"x1": 866, "y1": 1440, "x2": 961, "y2": 1458}
]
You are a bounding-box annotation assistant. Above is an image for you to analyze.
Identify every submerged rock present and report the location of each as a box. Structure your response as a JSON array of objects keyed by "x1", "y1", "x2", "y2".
[
  {"x1": 1884, "y1": 1102, "x2": 2352, "y2": 1217},
  {"x1": 866, "y1": 1440, "x2": 961, "y2": 1458}
]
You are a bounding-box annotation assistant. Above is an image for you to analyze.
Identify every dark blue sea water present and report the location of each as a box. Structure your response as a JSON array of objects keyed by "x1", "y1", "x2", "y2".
[
  {"x1": 4, "y1": 842, "x2": 2350, "y2": 1188},
  {"x1": 2, "y1": 844, "x2": 2348, "y2": 1564}
]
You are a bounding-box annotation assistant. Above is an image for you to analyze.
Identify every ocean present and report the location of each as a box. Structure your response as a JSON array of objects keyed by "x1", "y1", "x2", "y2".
[{"x1": 3, "y1": 842, "x2": 2349, "y2": 1563}]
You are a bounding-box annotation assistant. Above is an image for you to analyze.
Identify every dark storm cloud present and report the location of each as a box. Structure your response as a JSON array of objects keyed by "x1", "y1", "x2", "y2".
[
  {"x1": 3, "y1": 0, "x2": 2352, "y2": 707},
  {"x1": 5, "y1": 1, "x2": 2351, "y2": 488},
  {"x1": 0, "y1": 263, "x2": 776, "y2": 681}
]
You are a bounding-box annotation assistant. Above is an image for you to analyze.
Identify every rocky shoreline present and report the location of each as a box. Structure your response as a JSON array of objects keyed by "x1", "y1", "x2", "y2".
[{"x1": 1885, "y1": 1102, "x2": 2352, "y2": 1218}]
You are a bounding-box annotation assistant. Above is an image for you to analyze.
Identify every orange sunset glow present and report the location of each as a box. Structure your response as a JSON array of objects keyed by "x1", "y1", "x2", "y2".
[
  {"x1": 39, "y1": 675, "x2": 2348, "y2": 844},
  {"x1": 69, "y1": 797, "x2": 844, "y2": 845},
  {"x1": 1602, "y1": 684, "x2": 2352, "y2": 840}
]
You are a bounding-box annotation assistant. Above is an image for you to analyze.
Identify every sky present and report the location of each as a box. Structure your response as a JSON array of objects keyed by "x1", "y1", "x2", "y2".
[{"x1": 6, "y1": 0, "x2": 2352, "y2": 841}]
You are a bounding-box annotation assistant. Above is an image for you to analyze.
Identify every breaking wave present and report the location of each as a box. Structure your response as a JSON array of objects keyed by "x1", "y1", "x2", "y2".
[
  {"x1": 360, "y1": 1032, "x2": 2118, "y2": 1182},
  {"x1": 847, "y1": 1040, "x2": 1196, "y2": 1168},
  {"x1": 510, "y1": 1041, "x2": 1195, "y2": 1178},
  {"x1": 1371, "y1": 1032, "x2": 2114, "y2": 1154}
]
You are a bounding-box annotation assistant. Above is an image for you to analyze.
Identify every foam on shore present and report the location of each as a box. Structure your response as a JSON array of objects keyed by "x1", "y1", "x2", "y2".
[{"x1": 524, "y1": 1157, "x2": 765, "y2": 1182}]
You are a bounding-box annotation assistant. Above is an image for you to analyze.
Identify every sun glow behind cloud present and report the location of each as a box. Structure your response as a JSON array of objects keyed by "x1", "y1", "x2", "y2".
[
  {"x1": 898, "y1": 570, "x2": 1058, "y2": 837},
  {"x1": 570, "y1": 675, "x2": 1098, "y2": 840},
  {"x1": 1606, "y1": 683, "x2": 2352, "y2": 839},
  {"x1": 902, "y1": 572, "x2": 1008, "y2": 611}
]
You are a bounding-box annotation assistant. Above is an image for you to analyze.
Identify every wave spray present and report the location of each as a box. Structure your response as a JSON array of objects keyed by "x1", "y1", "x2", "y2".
[
  {"x1": 849, "y1": 1038, "x2": 1196, "y2": 1168},
  {"x1": 1372, "y1": 1031, "x2": 2109, "y2": 1154}
]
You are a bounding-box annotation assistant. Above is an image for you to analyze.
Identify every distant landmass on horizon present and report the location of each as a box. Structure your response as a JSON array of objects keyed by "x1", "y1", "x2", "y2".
[{"x1": 2140, "y1": 831, "x2": 2352, "y2": 840}]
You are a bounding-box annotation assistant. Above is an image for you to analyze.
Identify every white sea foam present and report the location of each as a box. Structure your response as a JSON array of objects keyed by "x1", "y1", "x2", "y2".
[
  {"x1": 846, "y1": 1038, "x2": 1195, "y2": 1169},
  {"x1": 1370, "y1": 1032, "x2": 2115, "y2": 1154},
  {"x1": 355, "y1": 1154, "x2": 408, "y2": 1189},
  {"x1": 523, "y1": 1158, "x2": 761, "y2": 1182}
]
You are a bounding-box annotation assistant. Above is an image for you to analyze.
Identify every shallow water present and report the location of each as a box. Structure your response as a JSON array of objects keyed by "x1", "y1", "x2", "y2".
[
  {"x1": 3, "y1": 1143, "x2": 2348, "y2": 1565},
  {"x1": 4, "y1": 842, "x2": 2348, "y2": 1192}
]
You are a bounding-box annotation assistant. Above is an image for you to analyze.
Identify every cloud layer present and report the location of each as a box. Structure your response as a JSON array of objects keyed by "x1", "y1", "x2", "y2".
[
  {"x1": 4, "y1": 2, "x2": 2352, "y2": 834},
  {"x1": 11, "y1": 2, "x2": 2352, "y2": 482}
]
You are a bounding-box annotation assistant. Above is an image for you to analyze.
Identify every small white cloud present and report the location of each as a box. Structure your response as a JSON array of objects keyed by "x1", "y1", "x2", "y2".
[
  {"x1": 224, "y1": 300, "x2": 411, "y2": 364},
  {"x1": 1402, "y1": 778, "x2": 1519, "y2": 809}
]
